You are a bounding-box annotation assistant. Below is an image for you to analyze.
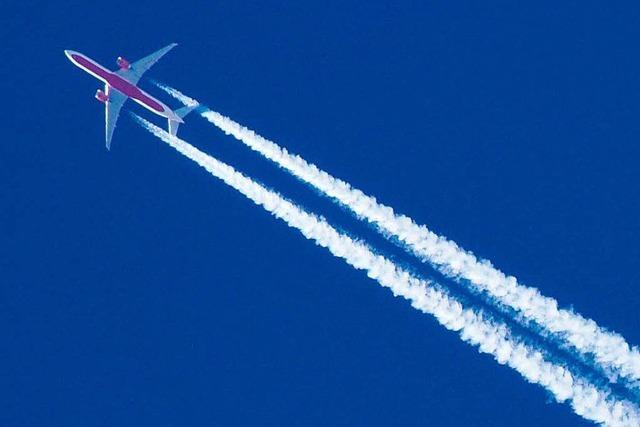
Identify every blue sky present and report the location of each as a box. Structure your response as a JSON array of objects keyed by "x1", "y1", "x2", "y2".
[{"x1": 3, "y1": 2, "x2": 640, "y2": 425}]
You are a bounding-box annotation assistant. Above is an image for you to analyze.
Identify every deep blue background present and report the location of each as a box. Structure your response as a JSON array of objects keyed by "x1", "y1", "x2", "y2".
[{"x1": 3, "y1": 2, "x2": 640, "y2": 425}]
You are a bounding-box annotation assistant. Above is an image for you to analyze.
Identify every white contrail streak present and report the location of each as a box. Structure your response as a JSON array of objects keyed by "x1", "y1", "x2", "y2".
[
  {"x1": 134, "y1": 114, "x2": 639, "y2": 426},
  {"x1": 156, "y1": 84, "x2": 640, "y2": 385}
]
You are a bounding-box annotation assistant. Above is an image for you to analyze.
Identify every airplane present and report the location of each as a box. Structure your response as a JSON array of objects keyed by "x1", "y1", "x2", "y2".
[{"x1": 64, "y1": 43, "x2": 196, "y2": 149}]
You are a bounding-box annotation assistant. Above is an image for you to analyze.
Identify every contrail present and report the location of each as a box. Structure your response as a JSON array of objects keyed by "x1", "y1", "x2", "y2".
[
  {"x1": 133, "y1": 113, "x2": 639, "y2": 426},
  {"x1": 155, "y1": 83, "x2": 640, "y2": 386}
]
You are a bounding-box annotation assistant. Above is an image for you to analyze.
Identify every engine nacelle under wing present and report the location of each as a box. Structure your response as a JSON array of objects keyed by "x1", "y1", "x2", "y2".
[
  {"x1": 95, "y1": 89, "x2": 109, "y2": 103},
  {"x1": 116, "y1": 56, "x2": 131, "y2": 70}
]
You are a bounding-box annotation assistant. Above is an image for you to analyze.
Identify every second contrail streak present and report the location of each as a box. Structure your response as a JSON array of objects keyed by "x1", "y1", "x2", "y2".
[
  {"x1": 154, "y1": 84, "x2": 640, "y2": 386},
  {"x1": 133, "y1": 114, "x2": 639, "y2": 426}
]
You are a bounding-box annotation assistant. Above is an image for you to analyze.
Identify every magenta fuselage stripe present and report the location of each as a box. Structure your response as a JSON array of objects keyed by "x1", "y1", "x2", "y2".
[{"x1": 71, "y1": 54, "x2": 165, "y2": 113}]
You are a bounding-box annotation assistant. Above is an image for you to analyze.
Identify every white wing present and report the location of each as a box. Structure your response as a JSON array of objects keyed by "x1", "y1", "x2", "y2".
[
  {"x1": 115, "y1": 43, "x2": 178, "y2": 85},
  {"x1": 105, "y1": 85, "x2": 127, "y2": 150}
]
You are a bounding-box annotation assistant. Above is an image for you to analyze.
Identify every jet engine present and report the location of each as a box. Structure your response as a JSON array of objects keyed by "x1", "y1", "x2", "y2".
[
  {"x1": 95, "y1": 89, "x2": 109, "y2": 103},
  {"x1": 116, "y1": 56, "x2": 131, "y2": 70}
]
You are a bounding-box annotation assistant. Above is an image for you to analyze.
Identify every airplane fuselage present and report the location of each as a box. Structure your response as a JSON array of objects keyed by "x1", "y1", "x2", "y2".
[{"x1": 64, "y1": 50, "x2": 181, "y2": 122}]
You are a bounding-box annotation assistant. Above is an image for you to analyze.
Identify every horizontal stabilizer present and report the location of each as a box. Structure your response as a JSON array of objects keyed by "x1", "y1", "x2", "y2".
[
  {"x1": 168, "y1": 104, "x2": 198, "y2": 136},
  {"x1": 176, "y1": 104, "x2": 197, "y2": 119}
]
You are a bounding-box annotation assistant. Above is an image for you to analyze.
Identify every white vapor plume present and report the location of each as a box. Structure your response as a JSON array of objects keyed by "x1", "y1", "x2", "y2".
[
  {"x1": 134, "y1": 113, "x2": 639, "y2": 426},
  {"x1": 155, "y1": 83, "x2": 640, "y2": 386}
]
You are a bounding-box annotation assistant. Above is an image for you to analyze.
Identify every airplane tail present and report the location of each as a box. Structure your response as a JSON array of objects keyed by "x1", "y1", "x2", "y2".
[{"x1": 168, "y1": 104, "x2": 198, "y2": 136}]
